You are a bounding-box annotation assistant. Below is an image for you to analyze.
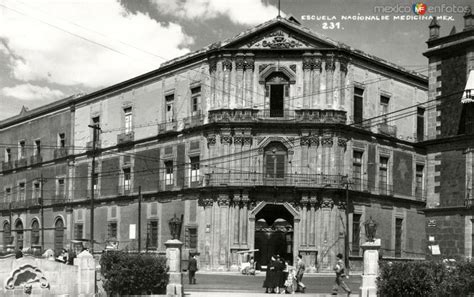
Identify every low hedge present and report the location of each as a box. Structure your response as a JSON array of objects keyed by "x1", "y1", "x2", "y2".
[
  {"x1": 100, "y1": 251, "x2": 169, "y2": 296},
  {"x1": 377, "y1": 260, "x2": 474, "y2": 297}
]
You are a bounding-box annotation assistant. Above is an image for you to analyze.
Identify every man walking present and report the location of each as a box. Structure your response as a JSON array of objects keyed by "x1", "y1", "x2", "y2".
[
  {"x1": 188, "y1": 254, "x2": 198, "y2": 285},
  {"x1": 295, "y1": 254, "x2": 306, "y2": 293},
  {"x1": 332, "y1": 253, "x2": 351, "y2": 296}
]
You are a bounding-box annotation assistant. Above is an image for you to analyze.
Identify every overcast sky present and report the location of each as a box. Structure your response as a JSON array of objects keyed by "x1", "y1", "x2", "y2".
[{"x1": 0, "y1": 0, "x2": 471, "y2": 120}]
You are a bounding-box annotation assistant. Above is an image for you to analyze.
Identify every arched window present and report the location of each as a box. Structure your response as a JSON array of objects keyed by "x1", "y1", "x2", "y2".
[
  {"x1": 3, "y1": 222, "x2": 11, "y2": 247},
  {"x1": 31, "y1": 220, "x2": 40, "y2": 245},
  {"x1": 15, "y1": 220, "x2": 24, "y2": 250},
  {"x1": 265, "y1": 72, "x2": 290, "y2": 118},
  {"x1": 54, "y1": 218, "x2": 64, "y2": 254},
  {"x1": 264, "y1": 142, "x2": 287, "y2": 180}
]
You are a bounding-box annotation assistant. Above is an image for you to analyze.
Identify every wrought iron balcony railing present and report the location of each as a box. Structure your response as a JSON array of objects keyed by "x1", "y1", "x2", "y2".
[
  {"x1": 30, "y1": 155, "x2": 43, "y2": 165},
  {"x1": 1, "y1": 161, "x2": 13, "y2": 172},
  {"x1": 117, "y1": 131, "x2": 135, "y2": 146},
  {"x1": 14, "y1": 158, "x2": 27, "y2": 168},
  {"x1": 54, "y1": 147, "x2": 68, "y2": 159},
  {"x1": 377, "y1": 123, "x2": 397, "y2": 137}
]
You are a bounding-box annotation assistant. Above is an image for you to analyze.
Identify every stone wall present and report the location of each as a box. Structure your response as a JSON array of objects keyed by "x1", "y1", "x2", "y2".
[{"x1": 0, "y1": 251, "x2": 95, "y2": 296}]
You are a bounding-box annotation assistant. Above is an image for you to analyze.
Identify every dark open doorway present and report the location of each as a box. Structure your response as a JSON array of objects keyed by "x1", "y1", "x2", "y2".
[
  {"x1": 270, "y1": 85, "x2": 284, "y2": 117},
  {"x1": 254, "y1": 204, "x2": 294, "y2": 270}
]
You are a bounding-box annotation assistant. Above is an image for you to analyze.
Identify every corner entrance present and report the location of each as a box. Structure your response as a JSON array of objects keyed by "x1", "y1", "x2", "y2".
[{"x1": 254, "y1": 204, "x2": 294, "y2": 269}]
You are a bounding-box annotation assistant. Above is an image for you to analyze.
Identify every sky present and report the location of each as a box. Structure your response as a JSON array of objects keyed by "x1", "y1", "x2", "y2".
[{"x1": 0, "y1": 0, "x2": 471, "y2": 120}]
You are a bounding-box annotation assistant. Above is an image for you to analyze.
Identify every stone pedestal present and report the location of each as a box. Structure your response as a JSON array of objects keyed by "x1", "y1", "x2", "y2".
[
  {"x1": 360, "y1": 239, "x2": 381, "y2": 297},
  {"x1": 165, "y1": 239, "x2": 184, "y2": 297}
]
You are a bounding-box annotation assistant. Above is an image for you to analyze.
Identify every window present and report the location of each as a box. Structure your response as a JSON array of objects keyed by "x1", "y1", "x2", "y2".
[
  {"x1": 91, "y1": 116, "x2": 101, "y2": 141},
  {"x1": 352, "y1": 214, "x2": 361, "y2": 255},
  {"x1": 5, "y1": 148, "x2": 11, "y2": 162},
  {"x1": 57, "y1": 178, "x2": 65, "y2": 198},
  {"x1": 353, "y1": 151, "x2": 363, "y2": 191},
  {"x1": 191, "y1": 86, "x2": 201, "y2": 114},
  {"x1": 379, "y1": 156, "x2": 389, "y2": 195},
  {"x1": 380, "y1": 95, "x2": 390, "y2": 124},
  {"x1": 165, "y1": 161, "x2": 174, "y2": 185},
  {"x1": 123, "y1": 168, "x2": 131, "y2": 192},
  {"x1": 108, "y1": 222, "x2": 118, "y2": 239},
  {"x1": 93, "y1": 173, "x2": 99, "y2": 192},
  {"x1": 33, "y1": 181, "x2": 41, "y2": 199},
  {"x1": 265, "y1": 72, "x2": 289, "y2": 118},
  {"x1": 19, "y1": 182, "x2": 26, "y2": 201},
  {"x1": 3, "y1": 222, "x2": 11, "y2": 246},
  {"x1": 417, "y1": 107, "x2": 425, "y2": 141},
  {"x1": 353, "y1": 87, "x2": 364, "y2": 124},
  {"x1": 185, "y1": 226, "x2": 198, "y2": 249},
  {"x1": 18, "y1": 141, "x2": 26, "y2": 159},
  {"x1": 147, "y1": 220, "x2": 158, "y2": 249},
  {"x1": 124, "y1": 107, "x2": 133, "y2": 134},
  {"x1": 415, "y1": 165, "x2": 424, "y2": 199},
  {"x1": 58, "y1": 133, "x2": 66, "y2": 148},
  {"x1": 165, "y1": 94, "x2": 174, "y2": 123},
  {"x1": 264, "y1": 142, "x2": 287, "y2": 179},
  {"x1": 54, "y1": 219, "x2": 64, "y2": 253},
  {"x1": 5, "y1": 188, "x2": 11, "y2": 203},
  {"x1": 395, "y1": 218, "x2": 403, "y2": 257},
  {"x1": 190, "y1": 157, "x2": 200, "y2": 183},
  {"x1": 75, "y1": 223, "x2": 83, "y2": 239},
  {"x1": 31, "y1": 220, "x2": 40, "y2": 245},
  {"x1": 34, "y1": 140, "x2": 41, "y2": 156}
]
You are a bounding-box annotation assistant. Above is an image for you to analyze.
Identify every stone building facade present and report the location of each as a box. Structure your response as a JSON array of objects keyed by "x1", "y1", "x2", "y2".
[
  {"x1": 423, "y1": 11, "x2": 474, "y2": 260},
  {"x1": 0, "y1": 17, "x2": 428, "y2": 271}
]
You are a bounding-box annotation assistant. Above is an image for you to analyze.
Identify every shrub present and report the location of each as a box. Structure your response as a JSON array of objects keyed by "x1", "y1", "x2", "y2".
[
  {"x1": 100, "y1": 251, "x2": 169, "y2": 296},
  {"x1": 377, "y1": 260, "x2": 474, "y2": 297}
]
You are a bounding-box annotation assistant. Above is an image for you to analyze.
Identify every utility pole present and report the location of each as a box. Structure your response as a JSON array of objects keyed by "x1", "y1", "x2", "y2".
[
  {"x1": 344, "y1": 174, "x2": 351, "y2": 275},
  {"x1": 138, "y1": 186, "x2": 142, "y2": 252},
  {"x1": 39, "y1": 174, "x2": 47, "y2": 251},
  {"x1": 88, "y1": 124, "x2": 101, "y2": 253}
]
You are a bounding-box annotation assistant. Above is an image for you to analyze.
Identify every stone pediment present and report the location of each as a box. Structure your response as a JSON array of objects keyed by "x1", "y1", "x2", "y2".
[{"x1": 243, "y1": 29, "x2": 311, "y2": 49}]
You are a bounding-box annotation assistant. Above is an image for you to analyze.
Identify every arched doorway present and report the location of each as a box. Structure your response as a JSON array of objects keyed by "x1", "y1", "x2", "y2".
[
  {"x1": 3, "y1": 221, "x2": 12, "y2": 248},
  {"x1": 254, "y1": 204, "x2": 294, "y2": 269},
  {"x1": 54, "y1": 218, "x2": 64, "y2": 254},
  {"x1": 31, "y1": 219, "x2": 40, "y2": 246},
  {"x1": 15, "y1": 220, "x2": 24, "y2": 250}
]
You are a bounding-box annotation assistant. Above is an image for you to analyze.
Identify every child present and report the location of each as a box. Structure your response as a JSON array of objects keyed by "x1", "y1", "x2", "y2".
[{"x1": 284, "y1": 266, "x2": 297, "y2": 294}]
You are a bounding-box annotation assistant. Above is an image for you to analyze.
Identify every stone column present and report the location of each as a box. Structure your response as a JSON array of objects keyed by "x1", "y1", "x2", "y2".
[
  {"x1": 360, "y1": 239, "x2": 381, "y2": 297},
  {"x1": 233, "y1": 197, "x2": 241, "y2": 245},
  {"x1": 222, "y1": 57, "x2": 232, "y2": 107},
  {"x1": 75, "y1": 250, "x2": 96, "y2": 296},
  {"x1": 303, "y1": 53, "x2": 313, "y2": 108},
  {"x1": 309, "y1": 196, "x2": 317, "y2": 246},
  {"x1": 300, "y1": 195, "x2": 308, "y2": 246},
  {"x1": 235, "y1": 54, "x2": 245, "y2": 107},
  {"x1": 165, "y1": 239, "x2": 184, "y2": 297},
  {"x1": 217, "y1": 194, "x2": 230, "y2": 268},
  {"x1": 244, "y1": 54, "x2": 254, "y2": 107},
  {"x1": 325, "y1": 53, "x2": 335, "y2": 107},
  {"x1": 241, "y1": 193, "x2": 249, "y2": 245},
  {"x1": 312, "y1": 54, "x2": 322, "y2": 108},
  {"x1": 220, "y1": 128, "x2": 232, "y2": 184},
  {"x1": 339, "y1": 55, "x2": 349, "y2": 108},
  {"x1": 208, "y1": 56, "x2": 218, "y2": 109}
]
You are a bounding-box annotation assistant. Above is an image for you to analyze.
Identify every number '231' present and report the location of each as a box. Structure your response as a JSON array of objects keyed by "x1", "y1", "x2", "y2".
[{"x1": 322, "y1": 22, "x2": 341, "y2": 30}]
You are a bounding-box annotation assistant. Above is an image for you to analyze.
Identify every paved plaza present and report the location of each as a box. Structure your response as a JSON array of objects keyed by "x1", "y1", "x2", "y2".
[{"x1": 183, "y1": 272, "x2": 361, "y2": 296}]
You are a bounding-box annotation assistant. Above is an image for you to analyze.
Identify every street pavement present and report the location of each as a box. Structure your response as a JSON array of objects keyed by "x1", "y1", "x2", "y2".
[{"x1": 183, "y1": 272, "x2": 361, "y2": 297}]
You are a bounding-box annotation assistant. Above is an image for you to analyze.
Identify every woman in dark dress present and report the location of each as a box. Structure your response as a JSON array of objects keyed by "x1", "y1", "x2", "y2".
[
  {"x1": 263, "y1": 256, "x2": 277, "y2": 293},
  {"x1": 274, "y1": 255, "x2": 284, "y2": 294}
]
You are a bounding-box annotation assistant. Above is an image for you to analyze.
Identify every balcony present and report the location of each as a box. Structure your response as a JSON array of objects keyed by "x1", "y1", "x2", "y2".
[
  {"x1": 117, "y1": 185, "x2": 132, "y2": 196},
  {"x1": 158, "y1": 121, "x2": 177, "y2": 133},
  {"x1": 14, "y1": 158, "x2": 27, "y2": 168},
  {"x1": 117, "y1": 132, "x2": 134, "y2": 146},
  {"x1": 208, "y1": 108, "x2": 347, "y2": 124},
  {"x1": 183, "y1": 113, "x2": 204, "y2": 128},
  {"x1": 54, "y1": 147, "x2": 68, "y2": 159},
  {"x1": 10, "y1": 200, "x2": 28, "y2": 209},
  {"x1": 203, "y1": 172, "x2": 346, "y2": 189},
  {"x1": 30, "y1": 155, "x2": 43, "y2": 165},
  {"x1": 86, "y1": 140, "x2": 101, "y2": 152},
  {"x1": 377, "y1": 123, "x2": 397, "y2": 137},
  {"x1": 52, "y1": 194, "x2": 67, "y2": 203},
  {"x1": 353, "y1": 119, "x2": 372, "y2": 131},
  {"x1": 1, "y1": 161, "x2": 13, "y2": 172},
  {"x1": 415, "y1": 187, "x2": 427, "y2": 201}
]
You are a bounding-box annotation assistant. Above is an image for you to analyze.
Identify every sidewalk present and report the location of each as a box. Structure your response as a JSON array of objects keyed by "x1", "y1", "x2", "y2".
[{"x1": 185, "y1": 292, "x2": 358, "y2": 297}]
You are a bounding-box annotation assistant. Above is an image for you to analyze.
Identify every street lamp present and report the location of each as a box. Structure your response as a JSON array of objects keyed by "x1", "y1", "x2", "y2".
[
  {"x1": 168, "y1": 214, "x2": 182, "y2": 240},
  {"x1": 364, "y1": 217, "x2": 377, "y2": 242}
]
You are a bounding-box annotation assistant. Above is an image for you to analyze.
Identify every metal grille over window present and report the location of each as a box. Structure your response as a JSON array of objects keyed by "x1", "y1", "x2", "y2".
[
  {"x1": 190, "y1": 157, "x2": 200, "y2": 184},
  {"x1": 185, "y1": 227, "x2": 198, "y2": 249},
  {"x1": 165, "y1": 161, "x2": 174, "y2": 185},
  {"x1": 147, "y1": 220, "x2": 158, "y2": 249}
]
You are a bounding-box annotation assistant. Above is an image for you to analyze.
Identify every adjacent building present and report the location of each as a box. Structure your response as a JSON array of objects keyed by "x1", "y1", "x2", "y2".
[
  {"x1": 0, "y1": 16, "x2": 429, "y2": 271},
  {"x1": 423, "y1": 10, "x2": 474, "y2": 259}
]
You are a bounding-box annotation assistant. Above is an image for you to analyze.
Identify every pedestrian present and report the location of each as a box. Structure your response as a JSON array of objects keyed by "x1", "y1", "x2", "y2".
[
  {"x1": 188, "y1": 254, "x2": 198, "y2": 285},
  {"x1": 285, "y1": 265, "x2": 297, "y2": 294},
  {"x1": 248, "y1": 256, "x2": 256, "y2": 275},
  {"x1": 295, "y1": 254, "x2": 306, "y2": 293},
  {"x1": 332, "y1": 253, "x2": 351, "y2": 296},
  {"x1": 263, "y1": 256, "x2": 276, "y2": 293},
  {"x1": 274, "y1": 255, "x2": 284, "y2": 294}
]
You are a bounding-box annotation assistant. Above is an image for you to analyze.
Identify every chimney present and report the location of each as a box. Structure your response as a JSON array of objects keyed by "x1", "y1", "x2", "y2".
[
  {"x1": 429, "y1": 17, "x2": 440, "y2": 39},
  {"x1": 464, "y1": 6, "x2": 473, "y2": 31}
]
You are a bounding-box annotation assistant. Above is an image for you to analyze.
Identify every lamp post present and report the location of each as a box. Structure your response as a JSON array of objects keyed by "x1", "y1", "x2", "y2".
[
  {"x1": 361, "y1": 217, "x2": 379, "y2": 297},
  {"x1": 364, "y1": 217, "x2": 377, "y2": 242},
  {"x1": 165, "y1": 214, "x2": 184, "y2": 297}
]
